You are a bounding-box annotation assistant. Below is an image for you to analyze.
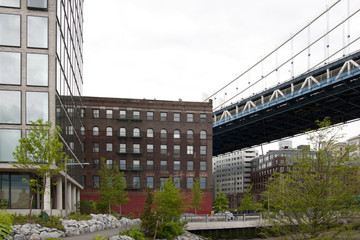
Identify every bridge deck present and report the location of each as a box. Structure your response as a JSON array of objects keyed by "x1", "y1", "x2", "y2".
[{"x1": 187, "y1": 219, "x2": 261, "y2": 231}]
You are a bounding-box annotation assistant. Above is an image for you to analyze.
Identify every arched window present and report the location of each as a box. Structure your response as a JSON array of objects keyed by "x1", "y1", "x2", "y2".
[
  {"x1": 174, "y1": 129, "x2": 180, "y2": 139},
  {"x1": 119, "y1": 127, "x2": 126, "y2": 137},
  {"x1": 161, "y1": 129, "x2": 167, "y2": 138},
  {"x1": 147, "y1": 128, "x2": 154, "y2": 138},
  {"x1": 80, "y1": 127, "x2": 85, "y2": 136},
  {"x1": 133, "y1": 128, "x2": 140, "y2": 137},
  {"x1": 92, "y1": 126, "x2": 99, "y2": 136},
  {"x1": 200, "y1": 130, "x2": 207, "y2": 139},
  {"x1": 187, "y1": 130, "x2": 194, "y2": 139},
  {"x1": 106, "y1": 127, "x2": 113, "y2": 136}
]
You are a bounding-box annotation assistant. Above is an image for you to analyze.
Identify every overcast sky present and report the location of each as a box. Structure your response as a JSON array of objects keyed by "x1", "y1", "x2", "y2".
[{"x1": 83, "y1": 0, "x2": 360, "y2": 151}]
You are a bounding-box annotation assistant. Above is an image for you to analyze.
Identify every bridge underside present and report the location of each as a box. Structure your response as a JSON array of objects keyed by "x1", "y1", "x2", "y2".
[{"x1": 213, "y1": 71, "x2": 360, "y2": 155}]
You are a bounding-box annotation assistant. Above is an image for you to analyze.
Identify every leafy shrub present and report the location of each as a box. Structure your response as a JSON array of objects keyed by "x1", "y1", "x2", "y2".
[
  {"x1": 68, "y1": 212, "x2": 91, "y2": 221},
  {"x1": 0, "y1": 211, "x2": 14, "y2": 239},
  {"x1": 76, "y1": 199, "x2": 97, "y2": 215},
  {"x1": 95, "y1": 201, "x2": 108, "y2": 214},
  {"x1": 156, "y1": 221, "x2": 184, "y2": 240},
  {"x1": 119, "y1": 226, "x2": 146, "y2": 240},
  {"x1": 93, "y1": 234, "x2": 108, "y2": 240}
]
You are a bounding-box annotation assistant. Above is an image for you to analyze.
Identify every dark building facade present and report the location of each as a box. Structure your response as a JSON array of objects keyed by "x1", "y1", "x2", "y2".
[{"x1": 80, "y1": 97, "x2": 213, "y2": 216}]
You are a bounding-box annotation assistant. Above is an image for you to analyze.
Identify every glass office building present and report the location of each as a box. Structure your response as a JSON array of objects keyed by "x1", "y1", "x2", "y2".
[{"x1": 0, "y1": 0, "x2": 84, "y2": 213}]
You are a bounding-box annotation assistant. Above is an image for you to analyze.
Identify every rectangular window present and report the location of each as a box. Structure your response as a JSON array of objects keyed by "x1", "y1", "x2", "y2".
[
  {"x1": 0, "y1": 90, "x2": 21, "y2": 124},
  {"x1": 200, "y1": 161, "x2": 207, "y2": 171},
  {"x1": 26, "y1": 91, "x2": 48, "y2": 123},
  {"x1": 81, "y1": 175, "x2": 86, "y2": 187},
  {"x1": 187, "y1": 177, "x2": 194, "y2": 189},
  {"x1": 106, "y1": 143, "x2": 113, "y2": 152},
  {"x1": 200, "y1": 146, "x2": 207, "y2": 155},
  {"x1": 106, "y1": 159, "x2": 113, "y2": 169},
  {"x1": 80, "y1": 108, "x2": 86, "y2": 117},
  {"x1": 0, "y1": 14, "x2": 20, "y2": 46},
  {"x1": 160, "y1": 177, "x2": 168, "y2": 189},
  {"x1": 160, "y1": 112, "x2": 167, "y2": 121},
  {"x1": 146, "y1": 111, "x2": 153, "y2": 120},
  {"x1": 187, "y1": 146, "x2": 193, "y2": 155},
  {"x1": 173, "y1": 177, "x2": 180, "y2": 188},
  {"x1": 147, "y1": 160, "x2": 154, "y2": 170},
  {"x1": 119, "y1": 144, "x2": 126, "y2": 153},
  {"x1": 174, "y1": 145, "x2": 180, "y2": 155},
  {"x1": 92, "y1": 143, "x2": 99, "y2": 153},
  {"x1": 133, "y1": 111, "x2": 140, "y2": 120},
  {"x1": 0, "y1": 129, "x2": 21, "y2": 162},
  {"x1": 92, "y1": 109, "x2": 99, "y2": 118},
  {"x1": 10, "y1": 174, "x2": 30, "y2": 209},
  {"x1": 133, "y1": 143, "x2": 140, "y2": 153},
  {"x1": 66, "y1": 126, "x2": 74, "y2": 135},
  {"x1": 0, "y1": 52, "x2": 21, "y2": 85},
  {"x1": 161, "y1": 145, "x2": 167, "y2": 154},
  {"x1": 187, "y1": 161, "x2": 194, "y2": 171},
  {"x1": 92, "y1": 159, "x2": 99, "y2": 169},
  {"x1": 106, "y1": 109, "x2": 112, "y2": 119},
  {"x1": 119, "y1": 110, "x2": 126, "y2": 119},
  {"x1": 0, "y1": 0, "x2": 20, "y2": 7},
  {"x1": 133, "y1": 160, "x2": 140, "y2": 170},
  {"x1": 174, "y1": 160, "x2": 180, "y2": 171},
  {"x1": 200, "y1": 177, "x2": 207, "y2": 189},
  {"x1": 160, "y1": 160, "x2": 167, "y2": 171},
  {"x1": 133, "y1": 176, "x2": 140, "y2": 189},
  {"x1": 27, "y1": 16, "x2": 48, "y2": 48},
  {"x1": 200, "y1": 113, "x2": 207, "y2": 122},
  {"x1": 119, "y1": 160, "x2": 126, "y2": 170},
  {"x1": 93, "y1": 176, "x2": 100, "y2": 188},
  {"x1": 147, "y1": 144, "x2": 153, "y2": 153},
  {"x1": 173, "y1": 112, "x2": 180, "y2": 122},
  {"x1": 27, "y1": 53, "x2": 48, "y2": 86},
  {"x1": 27, "y1": 0, "x2": 48, "y2": 9},
  {"x1": 187, "y1": 113, "x2": 194, "y2": 122},
  {"x1": 147, "y1": 177, "x2": 154, "y2": 189}
]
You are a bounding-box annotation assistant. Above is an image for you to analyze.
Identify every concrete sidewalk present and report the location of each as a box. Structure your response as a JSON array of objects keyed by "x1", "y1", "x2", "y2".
[{"x1": 64, "y1": 225, "x2": 130, "y2": 240}]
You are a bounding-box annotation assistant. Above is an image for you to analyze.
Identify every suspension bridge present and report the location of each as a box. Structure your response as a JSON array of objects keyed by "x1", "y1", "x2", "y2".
[{"x1": 207, "y1": 0, "x2": 360, "y2": 155}]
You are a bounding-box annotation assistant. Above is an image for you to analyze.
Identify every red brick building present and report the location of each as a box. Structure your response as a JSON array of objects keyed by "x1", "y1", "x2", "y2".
[{"x1": 80, "y1": 97, "x2": 213, "y2": 216}]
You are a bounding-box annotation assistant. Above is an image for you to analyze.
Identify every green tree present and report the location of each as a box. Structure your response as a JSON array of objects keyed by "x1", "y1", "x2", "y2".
[
  {"x1": 154, "y1": 177, "x2": 185, "y2": 222},
  {"x1": 12, "y1": 120, "x2": 70, "y2": 213},
  {"x1": 98, "y1": 158, "x2": 129, "y2": 214},
  {"x1": 213, "y1": 186, "x2": 229, "y2": 213},
  {"x1": 262, "y1": 118, "x2": 360, "y2": 240},
  {"x1": 140, "y1": 187, "x2": 157, "y2": 237},
  {"x1": 0, "y1": 211, "x2": 14, "y2": 239},
  {"x1": 237, "y1": 185, "x2": 259, "y2": 213},
  {"x1": 190, "y1": 177, "x2": 203, "y2": 215}
]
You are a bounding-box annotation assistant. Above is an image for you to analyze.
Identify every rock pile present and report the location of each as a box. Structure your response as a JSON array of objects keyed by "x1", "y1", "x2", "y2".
[
  {"x1": 12, "y1": 224, "x2": 65, "y2": 240},
  {"x1": 11, "y1": 214, "x2": 140, "y2": 240}
]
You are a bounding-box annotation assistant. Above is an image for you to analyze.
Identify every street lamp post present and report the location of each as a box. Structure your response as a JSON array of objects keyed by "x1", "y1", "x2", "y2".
[{"x1": 64, "y1": 162, "x2": 89, "y2": 219}]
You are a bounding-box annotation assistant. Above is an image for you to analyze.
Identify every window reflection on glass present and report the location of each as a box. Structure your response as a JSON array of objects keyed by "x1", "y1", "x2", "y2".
[
  {"x1": 26, "y1": 91, "x2": 48, "y2": 123},
  {"x1": 0, "y1": 129, "x2": 20, "y2": 162},
  {"x1": 0, "y1": 0, "x2": 20, "y2": 8},
  {"x1": 0, "y1": 90, "x2": 21, "y2": 124},
  {"x1": 0, "y1": 14, "x2": 20, "y2": 46},
  {"x1": 146, "y1": 177, "x2": 154, "y2": 188},
  {"x1": 0, "y1": 52, "x2": 20, "y2": 85},
  {"x1": 11, "y1": 175, "x2": 30, "y2": 209},
  {"x1": 27, "y1": 53, "x2": 48, "y2": 86},
  {"x1": 200, "y1": 177, "x2": 207, "y2": 189},
  {"x1": 133, "y1": 176, "x2": 140, "y2": 189},
  {"x1": 0, "y1": 174, "x2": 9, "y2": 207},
  {"x1": 173, "y1": 177, "x2": 180, "y2": 188},
  {"x1": 27, "y1": 16, "x2": 48, "y2": 48},
  {"x1": 27, "y1": 0, "x2": 47, "y2": 9}
]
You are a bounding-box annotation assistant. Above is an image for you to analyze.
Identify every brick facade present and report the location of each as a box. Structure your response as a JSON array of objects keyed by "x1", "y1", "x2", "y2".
[{"x1": 80, "y1": 97, "x2": 213, "y2": 216}]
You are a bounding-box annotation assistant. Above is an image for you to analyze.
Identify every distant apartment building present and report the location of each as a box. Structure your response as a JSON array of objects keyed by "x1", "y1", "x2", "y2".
[
  {"x1": 80, "y1": 97, "x2": 213, "y2": 216},
  {"x1": 0, "y1": 0, "x2": 84, "y2": 214},
  {"x1": 213, "y1": 149, "x2": 258, "y2": 209},
  {"x1": 348, "y1": 135, "x2": 360, "y2": 156}
]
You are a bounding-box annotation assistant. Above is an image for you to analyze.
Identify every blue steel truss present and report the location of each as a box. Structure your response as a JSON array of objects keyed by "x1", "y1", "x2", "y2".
[{"x1": 213, "y1": 50, "x2": 360, "y2": 155}]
